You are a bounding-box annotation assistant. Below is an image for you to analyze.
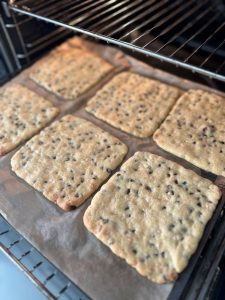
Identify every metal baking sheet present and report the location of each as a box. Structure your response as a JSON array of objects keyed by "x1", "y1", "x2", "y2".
[{"x1": 0, "y1": 37, "x2": 225, "y2": 300}]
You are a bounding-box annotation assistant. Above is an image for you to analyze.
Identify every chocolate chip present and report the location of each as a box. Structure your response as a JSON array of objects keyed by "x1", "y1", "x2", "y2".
[
  {"x1": 166, "y1": 185, "x2": 174, "y2": 195},
  {"x1": 197, "y1": 211, "x2": 202, "y2": 217},
  {"x1": 181, "y1": 227, "x2": 187, "y2": 233},
  {"x1": 168, "y1": 224, "x2": 175, "y2": 230},
  {"x1": 177, "y1": 120, "x2": 182, "y2": 128},
  {"x1": 100, "y1": 216, "x2": 109, "y2": 224},
  {"x1": 145, "y1": 185, "x2": 152, "y2": 192},
  {"x1": 148, "y1": 168, "x2": 153, "y2": 174}
]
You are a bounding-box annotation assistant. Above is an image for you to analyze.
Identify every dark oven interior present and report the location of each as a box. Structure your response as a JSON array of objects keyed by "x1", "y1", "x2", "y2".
[
  {"x1": 1, "y1": 1, "x2": 225, "y2": 300},
  {"x1": 1, "y1": 0, "x2": 225, "y2": 91}
]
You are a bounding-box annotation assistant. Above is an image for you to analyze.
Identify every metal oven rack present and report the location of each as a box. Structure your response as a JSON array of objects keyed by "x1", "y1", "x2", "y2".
[
  {"x1": 0, "y1": 215, "x2": 90, "y2": 300},
  {"x1": 8, "y1": 0, "x2": 225, "y2": 82},
  {"x1": 0, "y1": 0, "x2": 72, "y2": 81}
]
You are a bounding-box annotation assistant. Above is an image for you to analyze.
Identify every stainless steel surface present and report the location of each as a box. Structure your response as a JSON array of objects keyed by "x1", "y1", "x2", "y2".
[
  {"x1": 10, "y1": 9, "x2": 30, "y2": 64},
  {"x1": 9, "y1": 0, "x2": 225, "y2": 82},
  {"x1": 0, "y1": 249, "x2": 47, "y2": 300},
  {"x1": 0, "y1": 13, "x2": 21, "y2": 71},
  {"x1": 0, "y1": 215, "x2": 90, "y2": 300}
]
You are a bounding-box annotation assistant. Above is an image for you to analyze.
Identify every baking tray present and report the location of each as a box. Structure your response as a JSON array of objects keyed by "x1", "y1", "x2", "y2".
[{"x1": 0, "y1": 37, "x2": 225, "y2": 300}]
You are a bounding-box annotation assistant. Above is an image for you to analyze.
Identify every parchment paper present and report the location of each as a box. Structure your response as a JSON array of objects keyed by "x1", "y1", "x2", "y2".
[{"x1": 0, "y1": 37, "x2": 224, "y2": 300}]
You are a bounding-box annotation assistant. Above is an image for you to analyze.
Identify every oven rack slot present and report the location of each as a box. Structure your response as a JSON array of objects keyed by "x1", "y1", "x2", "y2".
[{"x1": 9, "y1": 0, "x2": 225, "y2": 82}]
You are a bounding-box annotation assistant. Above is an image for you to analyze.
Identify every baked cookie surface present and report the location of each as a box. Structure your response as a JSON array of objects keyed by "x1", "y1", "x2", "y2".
[
  {"x1": 30, "y1": 47, "x2": 113, "y2": 100},
  {"x1": 153, "y1": 89, "x2": 225, "y2": 176},
  {"x1": 11, "y1": 115, "x2": 128, "y2": 210},
  {"x1": 86, "y1": 72, "x2": 181, "y2": 137},
  {"x1": 84, "y1": 152, "x2": 221, "y2": 283},
  {"x1": 0, "y1": 83, "x2": 59, "y2": 156}
]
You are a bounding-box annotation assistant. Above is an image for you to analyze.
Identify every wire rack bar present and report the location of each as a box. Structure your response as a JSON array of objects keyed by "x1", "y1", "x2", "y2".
[
  {"x1": 97, "y1": 0, "x2": 159, "y2": 35},
  {"x1": 79, "y1": 0, "x2": 132, "y2": 29},
  {"x1": 145, "y1": 7, "x2": 203, "y2": 49},
  {"x1": 169, "y1": 12, "x2": 221, "y2": 58},
  {"x1": 10, "y1": 0, "x2": 225, "y2": 82},
  {"x1": 200, "y1": 38, "x2": 225, "y2": 69},
  {"x1": 25, "y1": 27, "x2": 67, "y2": 48},
  {"x1": 129, "y1": 0, "x2": 186, "y2": 44},
  {"x1": 184, "y1": 21, "x2": 225, "y2": 63},
  {"x1": 142, "y1": 0, "x2": 202, "y2": 48},
  {"x1": 118, "y1": 0, "x2": 167, "y2": 40},
  {"x1": 155, "y1": 4, "x2": 214, "y2": 54},
  {"x1": 9, "y1": 0, "x2": 225, "y2": 82}
]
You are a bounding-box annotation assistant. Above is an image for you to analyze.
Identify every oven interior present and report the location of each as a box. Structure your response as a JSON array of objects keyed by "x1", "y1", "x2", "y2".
[{"x1": 1, "y1": 1, "x2": 225, "y2": 299}]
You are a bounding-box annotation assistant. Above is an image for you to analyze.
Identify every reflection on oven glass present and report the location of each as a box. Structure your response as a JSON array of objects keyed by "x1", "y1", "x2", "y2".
[{"x1": 0, "y1": 250, "x2": 47, "y2": 300}]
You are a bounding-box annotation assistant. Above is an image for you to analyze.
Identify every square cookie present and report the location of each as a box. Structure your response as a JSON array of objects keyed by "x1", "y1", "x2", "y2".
[
  {"x1": 11, "y1": 115, "x2": 128, "y2": 211},
  {"x1": 86, "y1": 72, "x2": 181, "y2": 138},
  {"x1": 153, "y1": 89, "x2": 225, "y2": 176},
  {"x1": 84, "y1": 152, "x2": 221, "y2": 283},
  {"x1": 30, "y1": 47, "x2": 114, "y2": 100},
  {"x1": 0, "y1": 83, "x2": 59, "y2": 156}
]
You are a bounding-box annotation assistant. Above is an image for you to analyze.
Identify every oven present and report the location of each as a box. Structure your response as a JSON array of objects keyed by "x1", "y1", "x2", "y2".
[{"x1": 0, "y1": 1, "x2": 225, "y2": 299}]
